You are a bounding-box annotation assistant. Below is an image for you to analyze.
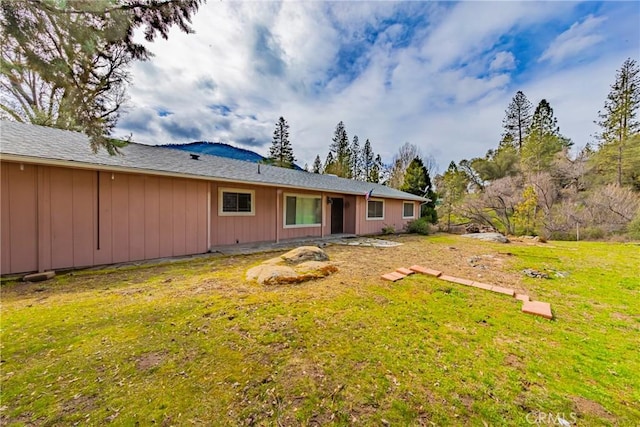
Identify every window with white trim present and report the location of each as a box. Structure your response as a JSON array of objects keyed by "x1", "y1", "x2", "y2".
[
  {"x1": 366, "y1": 199, "x2": 384, "y2": 220},
  {"x1": 403, "y1": 202, "x2": 415, "y2": 219},
  {"x1": 284, "y1": 194, "x2": 322, "y2": 227},
  {"x1": 219, "y1": 188, "x2": 255, "y2": 216}
]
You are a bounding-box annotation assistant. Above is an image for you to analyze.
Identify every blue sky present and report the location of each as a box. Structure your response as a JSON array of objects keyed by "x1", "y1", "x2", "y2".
[{"x1": 115, "y1": 1, "x2": 640, "y2": 173}]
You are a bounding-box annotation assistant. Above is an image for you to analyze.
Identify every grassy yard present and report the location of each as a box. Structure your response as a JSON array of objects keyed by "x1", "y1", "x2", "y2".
[{"x1": 1, "y1": 235, "x2": 639, "y2": 426}]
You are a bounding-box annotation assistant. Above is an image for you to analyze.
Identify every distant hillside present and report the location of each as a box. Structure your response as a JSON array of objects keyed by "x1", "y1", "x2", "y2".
[
  {"x1": 166, "y1": 142, "x2": 266, "y2": 163},
  {"x1": 166, "y1": 141, "x2": 303, "y2": 170}
]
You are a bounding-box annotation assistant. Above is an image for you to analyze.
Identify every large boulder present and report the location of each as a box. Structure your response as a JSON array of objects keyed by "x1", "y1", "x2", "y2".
[
  {"x1": 280, "y1": 246, "x2": 329, "y2": 264},
  {"x1": 247, "y1": 246, "x2": 337, "y2": 285}
]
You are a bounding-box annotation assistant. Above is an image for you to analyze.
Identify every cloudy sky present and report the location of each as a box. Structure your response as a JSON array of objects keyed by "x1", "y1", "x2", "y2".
[{"x1": 115, "y1": 1, "x2": 639, "y2": 173}]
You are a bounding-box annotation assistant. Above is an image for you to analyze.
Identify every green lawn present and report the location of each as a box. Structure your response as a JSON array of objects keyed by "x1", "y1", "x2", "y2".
[{"x1": 1, "y1": 236, "x2": 639, "y2": 426}]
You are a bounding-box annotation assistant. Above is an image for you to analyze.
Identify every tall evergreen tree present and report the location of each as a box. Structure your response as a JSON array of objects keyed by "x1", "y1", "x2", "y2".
[
  {"x1": 401, "y1": 157, "x2": 437, "y2": 223},
  {"x1": 0, "y1": 0, "x2": 203, "y2": 154},
  {"x1": 362, "y1": 139, "x2": 375, "y2": 182},
  {"x1": 268, "y1": 116, "x2": 295, "y2": 168},
  {"x1": 387, "y1": 142, "x2": 420, "y2": 189},
  {"x1": 328, "y1": 121, "x2": 351, "y2": 177},
  {"x1": 595, "y1": 58, "x2": 640, "y2": 187},
  {"x1": 502, "y1": 91, "x2": 533, "y2": 151},
  {"x1": 324, "y1": 152, "x2": 336, "y2": 174},
  {"x1": 436, "y1": 161, "x2": 469, "y2": 231},
  {"x1": 521, "y1": 99, "x2": 570, "y2": 172},
  {"x1": 312, "y1": 155, "x2": 322, "y2": 174},
  {"x1": 350, "y1": 135, "x2": 362, "y2": 180},
  {"x1": 370, "y1": 154, "x2": 383, "y2": 184}
]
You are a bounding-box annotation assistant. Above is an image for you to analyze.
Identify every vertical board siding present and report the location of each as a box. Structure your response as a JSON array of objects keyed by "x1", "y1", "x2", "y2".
[
  {"x1": 94, "y1": 171, "x2": 113, "y2": 266},
  {"x1": 111, "y1": 173, "x2": 130, "y2": 263},
  {"x1": 210, "y1": 184, "x2": 277, "y2": 246},
  {"x1": 158, "y1": 177, "x2": 174, "y2": 258},
  {"x1": 144, "y1": 176, "x2": 160, "y2": 260},
  {"x1": 71, "y1": 169, "x2": 95, "y2": 267},
  {"x1": 49, "y1": 168, "x2": 74, "y2": 268},
  {"x1": 128, "y1": 175, "x2": 146, "y2": 261},
  {"x1": 356, "y1": 198, "x2": 415, "y2": 235},
  {"x1": 1, "y1": 163, "x2": 38, "y2": 274}
]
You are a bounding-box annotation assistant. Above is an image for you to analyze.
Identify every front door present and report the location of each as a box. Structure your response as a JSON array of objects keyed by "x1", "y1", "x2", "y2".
[{"x1": 331, "y1": 198, "x2": 344, "y2": 234}]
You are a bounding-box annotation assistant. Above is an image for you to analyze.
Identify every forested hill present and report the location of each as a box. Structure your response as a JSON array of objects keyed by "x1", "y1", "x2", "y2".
[{"x1": 166, "y1": 142, "x2": 266, "y2": 162}]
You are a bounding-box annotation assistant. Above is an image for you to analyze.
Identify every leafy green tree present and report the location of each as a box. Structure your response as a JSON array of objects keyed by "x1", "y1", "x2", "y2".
[
  {"x1": 513, "y1": 185, "x2": 539, "y2": 235},
  {"x1": 0, "y1": 0, "x2": 203, "y2": 154},
  {"x1": 521, "y1": 99, "x2": 571, "y2": 172},
  {"x1": 470, "y1": 143, "x2": 520, "y2": 183},
  {"x1": 594, "y1": 58, "x2": 640, "y2": 187},
  {"x1": 502, "y1": 90, "x2": 533, "y2": 151},
  {"x1": 268, "y1": 116, "x2": 295, "y2": 168},
  {"x1": 436, "y1": 161, "x2": 469, "y2": 230},
  {"x1": 312, "y1": 155, "x2": 322, "y2": 174},
  {"x1": 401, "y1": 157, "x2": 437, "y2": 223}
]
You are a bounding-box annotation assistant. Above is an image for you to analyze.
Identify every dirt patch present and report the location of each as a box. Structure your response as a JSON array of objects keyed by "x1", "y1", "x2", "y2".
[
  {"x1": 571, "y1": 396, "x2": 615, "y2": 421},
  {"x1": 135, "y1": 351, "x2": 167, "y2": 371}
]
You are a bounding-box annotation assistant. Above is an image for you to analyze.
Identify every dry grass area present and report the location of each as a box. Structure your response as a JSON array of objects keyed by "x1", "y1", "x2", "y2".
[{"x1": 2, "y1": 234, "x2": 639, "y2": 426}]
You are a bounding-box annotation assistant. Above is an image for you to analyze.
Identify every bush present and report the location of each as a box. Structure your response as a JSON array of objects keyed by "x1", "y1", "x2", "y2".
[
  {"x1": 627, "y1": 211, "x2": 640, "y2": 240},
  {"x1": 405, "y1": 217, "x2": 430, "y2": 235},
  {"x1": 381, "y1": 224, "x2": 395, "y2": 235}
]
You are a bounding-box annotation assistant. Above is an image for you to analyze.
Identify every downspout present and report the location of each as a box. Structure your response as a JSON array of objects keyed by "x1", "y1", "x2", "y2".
[
  {"x1": 321, "y1": 192, "x2": 325, "y2": 238},
  {"x1": 207, "y1": 184, "x2": 211, "y2": 251},
  {"x1": 276, "y1": 188, "x2": 281, "y2": 243}
]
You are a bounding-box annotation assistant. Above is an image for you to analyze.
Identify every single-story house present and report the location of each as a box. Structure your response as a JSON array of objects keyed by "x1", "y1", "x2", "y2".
[{"x1": 0, "y1": 120, "x2": 426, "y2": 275}]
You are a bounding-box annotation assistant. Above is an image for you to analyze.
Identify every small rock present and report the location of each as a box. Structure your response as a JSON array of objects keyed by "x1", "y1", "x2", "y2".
[{"x1": 522, "y1": 268, "x2": 549, "y2": 279}]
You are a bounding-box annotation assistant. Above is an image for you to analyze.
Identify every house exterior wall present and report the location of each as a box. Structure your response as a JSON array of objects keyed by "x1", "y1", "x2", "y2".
[
  {"x1": 0, "y1": 161, "x2": 208, "y2": 275},
  {"x1": 356, "y1": 198, "x2": 418, "y2": 235},
  {"x1": 1, "y1": 159, "x2": 421, "y2": 275},
  {"x1": 210, "y1": 183, "x2": 277, "y2": 246}
]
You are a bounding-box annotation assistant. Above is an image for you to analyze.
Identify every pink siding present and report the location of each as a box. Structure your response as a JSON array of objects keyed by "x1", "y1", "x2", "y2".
[
  {"x1": 144, "y1": 177, "x2": 160, "y2": 260},
  {"x1": 0, "y1": 162, "x2": 209, "y2": 274},
  {"x1": 0, "y1": 163, "x2": 38, "y2": 274},
  {"x1": 210, "y1": 184, "x2": 277, "y2": 246},
  {"x1": 128, "y1": 175, "x2": 146, "y2": 261},
  {"x1": 356, "y1": 198, "x2": 417, "y2": 235}
]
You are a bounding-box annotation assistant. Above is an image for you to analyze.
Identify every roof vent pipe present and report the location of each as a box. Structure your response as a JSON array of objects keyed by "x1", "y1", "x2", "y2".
[
  {"x1": 258, "y1": 163, "x2": 261, "y2": 174},
  {"x1": 190, "y1": 154, "x2": 200, "y2": 160}
]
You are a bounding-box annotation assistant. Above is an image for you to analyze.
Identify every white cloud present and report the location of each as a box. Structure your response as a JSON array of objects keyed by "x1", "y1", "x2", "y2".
[
  {"x1": 539, "y1": 15, "x2": 607, "y2": 64},
  {"x1": 114, "y1": 2, "x2": 639, "y2": 172},
  {"x1": 490, "y1": 51, "x2": 516, "y2": 72}
]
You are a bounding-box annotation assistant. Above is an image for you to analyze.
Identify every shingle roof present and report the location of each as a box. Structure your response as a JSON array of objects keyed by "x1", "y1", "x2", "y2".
[{"x1": 0, "y1": 120, "x2": 425, "y2": 201}]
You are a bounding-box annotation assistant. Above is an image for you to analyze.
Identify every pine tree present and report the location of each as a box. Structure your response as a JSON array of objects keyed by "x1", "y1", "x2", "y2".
[
  {"x1": 362, "y1": 139, "x2": 375, "y2": 181},
  {"x1": 350, "y1": 135, "x2": 362, "y2": 180},
  {"x1": 401, "y1": 157, "x2": 438, "y2": 223},
  {"x1": 595, "y1": 58, "x2": 640, "y2": 187},
  {"x1": 324, "y1": 152, "x2": 336, "y2": 174},
  {"x1": 521, "y1": 99, "x2": 570, "y2": 172},
  {"x1": 268, "y1": 116, "x2": 295, "y2": 168},
  {"x1": 329, "y1": 121, "x2": 351, "y2": 177},
  {"x1": 0, "y1": 0, "x2": 203, "y2": 154},
  {"x1": 370, "y1": 154, "x2": 383, "y2": 183},
  {"x1": 503, "y1": 91, "x2": 533, "y2": 151},
  {"x1": 312, "y1": 155, "x2": 322, "y2": 174}
]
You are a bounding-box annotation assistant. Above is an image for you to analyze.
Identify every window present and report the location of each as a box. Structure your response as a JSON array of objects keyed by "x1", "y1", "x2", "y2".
[
  {"x1": 219, "y1": 188, "x2": 255, "y2": 216},
  {"x1": 367, "y1": 199, "x2": 384, "y2": 220},
  {"x1": 284, "y1": 194, "x2": 321, "y2": 227},
  {"x1": 403, "y1": 202, "x2": 415, "y2": 219}
]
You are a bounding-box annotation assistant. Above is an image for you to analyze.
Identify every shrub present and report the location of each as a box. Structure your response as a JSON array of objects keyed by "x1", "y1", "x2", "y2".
[
  {"x1": 627, "y1": 211, "x2": 640, "y2": 240},
  {"x1": 405, "y1": 217, "x2": 430, "y2": 235},
  {"x1": 381, "y1": 224, "x2": 395, "y2": 235}
]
